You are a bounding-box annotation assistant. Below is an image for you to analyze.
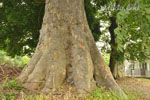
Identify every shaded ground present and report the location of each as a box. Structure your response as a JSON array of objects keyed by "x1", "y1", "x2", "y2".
[{"x1": 1, "y1": 65, "x2": 150, "y2": 100}]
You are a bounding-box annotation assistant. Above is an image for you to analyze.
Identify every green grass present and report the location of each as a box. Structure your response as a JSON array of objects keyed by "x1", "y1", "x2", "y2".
[
  {"x1": 0, "y1": 82, "x2": 145, "y2": 100},
  {"x1": 90, "y1": 88, "x2": 120, "y2": 100},
  {"x1": 0, "y1": 78, "x2": 145, "y2": 100},
  {"x1": 137, "y1": 78, "x2": 150, "y2": 82},
  {"x1": 2, "y1": 79, "x2": 24, "y2": 90},
  {"x1": 0, "y1": 78, "x2": 26, "y2": 100},
  {"x1": 123, "y1": 89, "x2": 144, "y2": 100},
  {"x1": 85, "y1": 87, "x2": 143, "y2": 100}
]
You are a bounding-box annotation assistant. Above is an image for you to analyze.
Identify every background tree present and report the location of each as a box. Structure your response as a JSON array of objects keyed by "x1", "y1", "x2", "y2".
[{"x1": 96, "y1": 0, "x2": 150, "y2": 78}]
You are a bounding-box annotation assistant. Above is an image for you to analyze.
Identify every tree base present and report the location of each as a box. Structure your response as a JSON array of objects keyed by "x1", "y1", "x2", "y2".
[{"x1": 18, "y1": 0, "x2": 127, "y2": 99}]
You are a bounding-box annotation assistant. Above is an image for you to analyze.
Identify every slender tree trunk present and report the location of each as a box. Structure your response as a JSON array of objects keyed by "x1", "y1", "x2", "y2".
[
  {"x1": 109, "y1": 49, "x2": 125, "y2": 79},
  {"x1": 18, "y1": 0, "x2": 127, "y2": 98},
  {"x1": 109, "y1": 17, "x2": 125, "y2": 79},
  {"x1": 112, "y1": 62, "x2": 125, "y2": 79}
]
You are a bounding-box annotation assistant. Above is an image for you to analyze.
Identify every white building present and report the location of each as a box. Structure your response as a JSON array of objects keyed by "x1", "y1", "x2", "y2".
[{"x1": 125, "y1": 60, "x2": 150, "y2": 77}]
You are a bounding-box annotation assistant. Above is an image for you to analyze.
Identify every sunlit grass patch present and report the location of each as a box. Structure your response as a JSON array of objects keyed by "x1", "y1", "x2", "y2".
[
  {"x1": 137, "y1": 78, "x2": 150, "y2": 82},
  {"x1": 123, "y1": 89, "x2": 144, "y2": 100},
  {"x1": 84, "y1": 87, "x2": 144, "y2": 100}
]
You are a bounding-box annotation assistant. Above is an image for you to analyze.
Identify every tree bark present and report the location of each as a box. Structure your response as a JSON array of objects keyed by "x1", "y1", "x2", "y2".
[
  {"x1": 109, "y1": 16, "x2": 125, "y2": 79},
  {"x1": 111, "y1": 62, "x2": 125, "y2": 79},
  {"x1": 18, "y1": 0, "x2": 127, "y2": 98}
]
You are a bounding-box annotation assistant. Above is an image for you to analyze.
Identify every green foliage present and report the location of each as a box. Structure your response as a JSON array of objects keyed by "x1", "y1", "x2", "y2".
[
  {"x1": 0, "y1": 50, "x2": 30, "y2": 67},
  {"x1": 102, "y1": 54, "x2": 110, "y2": 66},
  {"x1": 115, "y1": 1, "x2": 150, "y2": 61},
  {"x1": 84, "y1": 0, "x2": 101, "y2": 41},
  {"x1": 0, "y1": 0, "x2": 45, "y2": 56},
  {"x1": 97, "y1": 0, "x2": 150, "y2": 64}
]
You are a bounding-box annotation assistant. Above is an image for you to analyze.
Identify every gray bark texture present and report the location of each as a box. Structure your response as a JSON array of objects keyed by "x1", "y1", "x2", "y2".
[
  {"x1": 112, "y1": 62, "x2": 125, "y2": 79},
  {"x1": 18, "y1": 0, "x2": 127, "y2": 98}
]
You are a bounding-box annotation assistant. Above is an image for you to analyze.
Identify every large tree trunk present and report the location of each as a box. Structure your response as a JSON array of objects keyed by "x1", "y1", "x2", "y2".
[
  {"x1": 18, "y1": 0, "x2": 127, "y2": 98},
  {"x1": 109, "y1": 16, "x2": 125, "y2": 79}
]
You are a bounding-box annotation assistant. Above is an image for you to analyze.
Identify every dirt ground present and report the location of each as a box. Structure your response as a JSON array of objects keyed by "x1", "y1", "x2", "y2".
[
  {"x1": 117, "y1": 77, "x2": 150, "y2": 100},
  {"x1": 0, "y1": 64, "x2": 21, "y2": 84},
  {"x1": 1, "y1": 65, "x2": 150, "y2": 100}
]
